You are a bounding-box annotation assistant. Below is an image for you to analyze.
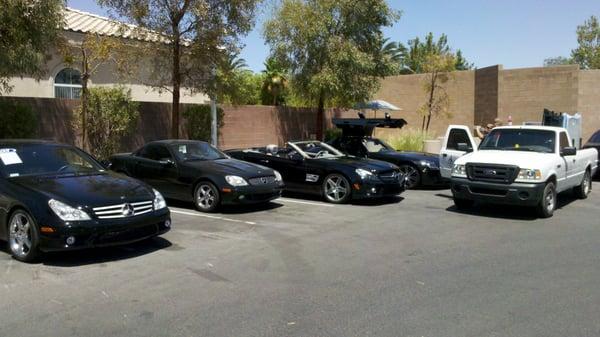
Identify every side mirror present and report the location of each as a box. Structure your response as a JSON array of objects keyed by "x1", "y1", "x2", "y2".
[
  {"x1": 560, "y1": 147, "x2": 577, "y2": 156},
  {"x1": 457, "y1": 143, "x2": 473, "y2": 153}
]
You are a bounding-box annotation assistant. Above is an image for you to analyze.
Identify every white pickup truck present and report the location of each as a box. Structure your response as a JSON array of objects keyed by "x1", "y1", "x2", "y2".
[{"x1": 439, "y1": 125, "x2": 599, "y2": 217}]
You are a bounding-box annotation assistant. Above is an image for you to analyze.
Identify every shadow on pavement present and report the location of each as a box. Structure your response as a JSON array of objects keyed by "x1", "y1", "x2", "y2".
[
  {"x1": 166, "y1": 199, "x2": 283, "y2": 214},
  {"x1": 445, "y1": 191, "x2": 580, "y2": 221},
  {"x1": 39, "y1": 237, "x2": 172, "y2": 267},
  {"x1": 282, "y1": 191, "x2": 404, "y2": 206}
]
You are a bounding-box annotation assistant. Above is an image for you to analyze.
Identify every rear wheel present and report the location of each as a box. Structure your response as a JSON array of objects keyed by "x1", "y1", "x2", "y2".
[
  {"x1": 536, "y1": 182, "x2": 556, "y2": 218},
  {"x1": 574, "y1": 170, "x2": 592, "y2": 199},
  {"x1": 398, "y1": 164, "x2": 421, "y2": 189},
  {"x1": 322, "y1": 174, "x2": 351, "y2": 204},
  {"x1": 8, "y1": 210, "x2": 40, "y2": 263},
  {"x1": 453, "y1": 198, "x2": 474, "y2": 210},
  {"x1": 194, "y1": 182, "x2": 220, "y2": 212}
]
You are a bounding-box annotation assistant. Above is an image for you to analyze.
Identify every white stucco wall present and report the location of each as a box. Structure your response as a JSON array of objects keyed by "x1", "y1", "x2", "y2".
[{"x1": 4, "y1": 31, "x2": 210, "y2": 104}]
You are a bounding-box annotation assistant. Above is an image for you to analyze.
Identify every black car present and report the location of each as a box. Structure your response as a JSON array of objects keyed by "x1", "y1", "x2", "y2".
[
  {"x1": 226, "y1": 140, "x2": 405, "y2": 204},
  {"x1": 109, "y1": 140, "x2": 284, "y2": 212},
  {"x1": 329, "y1": 118, "x2": 444, "y2": 189},
  {"x1": 0, "y1": 140, "x2": 171, "y2": 262},
  {"x1": 583, "y1": 129, "x2": 600, "y2": 177}
]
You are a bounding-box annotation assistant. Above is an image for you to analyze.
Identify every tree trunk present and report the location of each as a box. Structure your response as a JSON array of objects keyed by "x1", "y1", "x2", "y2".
[
  {"x1": 81, "y1": 48, "x2": 89, "y2": 151},
  {"x1": 316, "y1": 92, "x2": 325, "y2": 140},
  {"x1": 171, "y1": 31, "x2": 181, "y2": 139},
  {"x1": 425, "y1": 73, "x2": 436, "y2": 132}
]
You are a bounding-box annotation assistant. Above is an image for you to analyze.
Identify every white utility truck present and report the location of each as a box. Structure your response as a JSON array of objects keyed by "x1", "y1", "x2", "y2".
[{"x1": 439, "y1": 125, "x2": 598, "y2": 217}]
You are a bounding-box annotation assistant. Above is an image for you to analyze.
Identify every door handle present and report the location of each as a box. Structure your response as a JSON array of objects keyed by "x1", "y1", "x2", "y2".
[{"x1": 260, "y1": 159, "x2": 269, "y2": 164}]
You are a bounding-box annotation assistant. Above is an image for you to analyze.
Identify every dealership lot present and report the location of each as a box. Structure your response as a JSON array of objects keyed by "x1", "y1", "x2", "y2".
[{"x1": 1, "y1": 187, "x2": 600, "y2": 337}]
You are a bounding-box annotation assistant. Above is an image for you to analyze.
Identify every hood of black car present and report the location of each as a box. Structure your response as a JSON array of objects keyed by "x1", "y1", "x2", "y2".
[
  {"x1": 315, "y1": 156, "x2": 398, "y2": 172},
  {"x1": 184, "y1": 158, "x2": 272, "y2": 178},
  {"x1": 11, "y1": 172, "x2": 154, "y2": 208}
]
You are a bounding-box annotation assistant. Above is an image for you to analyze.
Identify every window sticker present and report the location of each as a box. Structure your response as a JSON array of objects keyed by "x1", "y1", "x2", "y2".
[
  {"x1": 179, "y1": 145, "x2": 187, "y2": 154},
  {"x1": 0, "y1": 149, "x2": 23, "y2": 165}
]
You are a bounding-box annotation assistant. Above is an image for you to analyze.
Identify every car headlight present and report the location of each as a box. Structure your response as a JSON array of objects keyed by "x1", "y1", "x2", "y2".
[
  {"x1": 225, "y1": 175, "x2": 248, "y2": 186},
  {"x1": 273, "y1": 170, "x2": 283, "y2": 182},
  {"x1": 452, "y1": 164, "x2": 467, "y2": 177},
  {"x1": 355, "y1": 168, "x2": 374, "y2": 180},
  {"x1": 420, "y1": 160, "x2": 438, "y2": 169},
  {"x1": 48, "y1": 199, "x2": 91, "y2": 221},
  {"x1": 153, "y1": 189, "x2": 167, "y2": 210},
  {"x1": 517, "y1": 168, "x2": 542, "y2": 181}
]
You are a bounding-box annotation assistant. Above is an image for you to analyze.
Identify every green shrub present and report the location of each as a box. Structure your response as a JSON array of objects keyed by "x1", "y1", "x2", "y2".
[
  {"x1": 74, "y1": 87, "x2": 139, "y2": 160},
  {"x1": 183, "y1": 105, "x2": 224, "y2": 142},
  {"x1": 382, "y1": 129, "x2": 431, "y2": 152},
  {"x1": 324, "y1": 128, "x2": 342, "y2": 142},
  {"x1": 0, "y1": 100, "x2": 38, "y2": 138}
]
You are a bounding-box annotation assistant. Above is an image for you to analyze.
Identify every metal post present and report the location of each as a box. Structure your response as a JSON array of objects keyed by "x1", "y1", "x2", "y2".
[{"x1": 211, "y1": 96, "x2": 217, "y2": 146}]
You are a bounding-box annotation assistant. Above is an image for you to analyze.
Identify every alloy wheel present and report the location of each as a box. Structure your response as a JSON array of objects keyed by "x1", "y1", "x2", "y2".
[
  {"x1": 196, "y1": 185, "x2": 216, "y2": 210},
  {"x1": 325, "y1": 175, "x2": 348, "y2": 202},
  {"x1": 399, "y1": 165, "x2": 420, "y2": 189},
  {"x1": 545, "y1": 189, "x2": 555, "y2": 213},
  {"x1": 9, "y1": 213, "x2": 33, "y2": 259},
  {"x1": 583, "y1": 174, "x2": 591, "y2": 195}
]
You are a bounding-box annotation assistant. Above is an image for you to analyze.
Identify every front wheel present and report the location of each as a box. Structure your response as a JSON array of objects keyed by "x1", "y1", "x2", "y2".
[
  {"x1": 399, "y1": 164, "x2": 421, "y2": 189},
  {"x1": 574, "y1": 170, "x2": 592, "y2": 199},
  {"x1": 194, "y1": 182, "x2": 220, "y2": 212},
  {"x1": 8, "y1": 210, "x2": 40, "y2": 263},
  {"x1": 536, "y1": 182, "x2": 557, "y2": 218},
  {"x1": 322, "y1": 174, "x2": 352, "y2": 204}
]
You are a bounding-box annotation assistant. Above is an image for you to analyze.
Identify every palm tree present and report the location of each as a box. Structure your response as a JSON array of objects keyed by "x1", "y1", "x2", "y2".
[
  {"x1": 215, "y1": 53, "x2": 248, "y2": 103},
  {"x1": 261, "y1": 57, "x2": 288, "y2": 106}
]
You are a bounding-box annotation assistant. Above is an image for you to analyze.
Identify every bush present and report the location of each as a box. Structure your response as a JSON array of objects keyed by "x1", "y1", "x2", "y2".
[
  {"x1": 183, "y1": 105, "x2": 224, "y2": 142},
  {"x1": 382, "y1": 129, "x2": 431, "y2": 152},
  {"x1": 74, "y1": 87, "x2": 139, "y2": 160},
  {"x1": 324, "y1": 128, "x2": 342, "y2": 142},
  {"x1": 0, "y1": 101, "x2": 38, "y2": 138}
]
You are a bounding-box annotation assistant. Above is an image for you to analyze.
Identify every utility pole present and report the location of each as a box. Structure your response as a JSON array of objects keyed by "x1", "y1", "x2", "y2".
[{"x1": 211, "y1": 95, "x2": 218, "y2": 146}]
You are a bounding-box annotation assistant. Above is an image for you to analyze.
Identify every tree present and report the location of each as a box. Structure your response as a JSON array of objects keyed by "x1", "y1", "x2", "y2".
[
  {"x1": 261, "y1": 57, "x2": 288, "y2": 106},
  {"x1": 214, "y1": 53, "x2": 251, "y2": 105},
  {"x1": 543, "y1": 56, "x2": 574, "y2": 67},
  {"x1": 571, "y1": 15, "x2": 600, "y2": 69},
  {"x1": 98, "y1": 0, "x2": 261, "y2": 138},
  {"x1": 417, "y1": 53, "x2": 455, "y2": 132},
  {"x1": 398, "y1": 33, "x2": 473, "y2": 74},
  {"x1": 60, "y1": 34, "x2": 134, "y2": 150},
  {"x1": 264, "y1": 0, "x2": 400, "y2": 139},
  {"x1": 0, "y1": 0, "x2": 64, "y2": 94}
]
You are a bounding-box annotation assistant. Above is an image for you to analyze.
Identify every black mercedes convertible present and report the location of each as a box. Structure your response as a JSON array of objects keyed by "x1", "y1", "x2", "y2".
[
  {"x1": 0, "y1": 140, "x2": 171, "y2": 262},
  {"x1": 109, "y1": 140, "x2": 284, "y2": 212},
  {"x1": 329, "y1": 117, "x2": 445, "y2": 189},
  {"x1": 226, "y1": 140, "x2": 405, "y2": 204}
]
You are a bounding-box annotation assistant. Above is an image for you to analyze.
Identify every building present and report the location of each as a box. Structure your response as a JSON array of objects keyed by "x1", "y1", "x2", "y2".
[{"x1": 3, "y1": 7, "x2": 209, "y2": 104}]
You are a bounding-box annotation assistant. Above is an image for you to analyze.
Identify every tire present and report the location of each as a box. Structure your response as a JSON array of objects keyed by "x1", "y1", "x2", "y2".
[
  {"x1": 194, "y1": 182, "x2": 220, "y2": 212},
  {"x1": 7, "y1": 210, "x2": 40, "y2": 263},
  {"x1": 399, "y1": 164, "x2": 422, "y2": 189},
  {"x1": 322, "y1": 173, "x2": 352, "y2": 204},
  {"x1": 574, "y1": 170, "x2": 592, "y2": 199},
  {"x1": 453, "y1": 198, "x2": 474, "y2": 210},
  {"x1": 536, "y1": 182, "x2": 557, "y2": 218}
]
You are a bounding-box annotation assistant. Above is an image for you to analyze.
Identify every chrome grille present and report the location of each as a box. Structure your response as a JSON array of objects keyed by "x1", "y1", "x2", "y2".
[
  {"x1": 248, "y1": 176, "x2": 276, "y2": 185},
  {"x1": 466, "y1": 164, "x2": 519, "y2": 184},
  {"x1": 378, "y1": 169, "x2": 403, "y2": 182},
  {"x1": 92, "y1": 200, "x2": 154, "y2": 219}
]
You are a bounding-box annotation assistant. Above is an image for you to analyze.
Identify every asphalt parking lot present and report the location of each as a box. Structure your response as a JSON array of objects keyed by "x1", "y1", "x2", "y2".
[{"x1": 1, "y1": 185, "x2": 600, "y2": 337}]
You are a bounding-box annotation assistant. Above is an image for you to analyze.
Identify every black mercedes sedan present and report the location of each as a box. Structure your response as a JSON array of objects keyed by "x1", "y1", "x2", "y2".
[
  {"x1": 0, "y1": 140, "x2": 171, "y2": 262},
  {"x1": 109, "y1": 140, "x2": 284, "y2": 212},
  {"x1": 583, "y1": 129, "x2": 600, "y2": 177},
  {"x1": 329, "y1": 118, "x2": 444, "y2": 189},
  {"x1": 226, "y1": 141, "x2": 405, "y2": 204}
]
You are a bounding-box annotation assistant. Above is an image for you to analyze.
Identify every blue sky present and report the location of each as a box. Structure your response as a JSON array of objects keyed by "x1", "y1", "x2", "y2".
[{"x1": 67, "y1": 0, "x2": 599, "y2": 72}]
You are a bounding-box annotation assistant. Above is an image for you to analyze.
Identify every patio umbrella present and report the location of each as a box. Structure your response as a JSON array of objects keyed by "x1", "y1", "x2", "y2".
[{"x1": 354, "y1": 100, "x2": 402, "y2": 111}]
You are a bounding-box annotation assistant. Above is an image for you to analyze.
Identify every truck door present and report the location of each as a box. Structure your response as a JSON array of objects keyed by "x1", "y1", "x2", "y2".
[
  {"x1": 440, "y1": 125, "x2": 477, "y2": 179},
  {"x1": 559, "y1": 131, "x2": 578, "y2": 190}
]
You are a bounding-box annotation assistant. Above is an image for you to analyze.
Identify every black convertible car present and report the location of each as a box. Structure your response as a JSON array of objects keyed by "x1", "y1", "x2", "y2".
[
  {"x1": 226, "y1": 140, "x2": 405, "y2": 204},
  {"x1": 109, "y1": 140, "x2": 284, "y2": 212},
  {"x1": 0, "y1": 140, "x2": 171, "y2": 262},
  {"x1": 329, "y1": 117, "x2": 444, "y2": 189}
]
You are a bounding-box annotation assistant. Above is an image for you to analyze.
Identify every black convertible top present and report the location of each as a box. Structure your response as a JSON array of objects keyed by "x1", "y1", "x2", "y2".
[{"x1": 332, "y1": 118, "x2": 407, "y2": 137}]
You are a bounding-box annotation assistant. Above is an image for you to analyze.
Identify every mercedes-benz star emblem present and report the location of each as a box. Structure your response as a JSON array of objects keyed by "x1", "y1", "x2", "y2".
[
  {"x1": 485, "y1": 169, "x2": 497, "y2": 175},
  {"x1": 121, "y1": 203, "x2": 134, "y2": 217},
  {"x1": 261, "y1": 177, "x2": 267, "y2": 184}
]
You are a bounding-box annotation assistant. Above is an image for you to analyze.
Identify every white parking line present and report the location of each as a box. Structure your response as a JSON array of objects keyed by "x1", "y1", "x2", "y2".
[
  {"x1": 277, "y1": 198, "x2": 335, "y2": 207},
  {"x1": 169, "y1": 208, "x2": 257, "y2": 225}
]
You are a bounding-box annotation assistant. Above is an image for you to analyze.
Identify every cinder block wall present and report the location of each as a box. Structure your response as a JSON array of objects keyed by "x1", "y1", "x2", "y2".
[{"x1": 578, "y1": 70, "x2": 600, "y2": 140}]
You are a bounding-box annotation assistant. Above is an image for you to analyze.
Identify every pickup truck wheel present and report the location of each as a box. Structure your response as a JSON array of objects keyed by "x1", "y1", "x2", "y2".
[
  {"x1": 537, "y1": 182, "x2": 556, "y2": 218},
  {"x1": 453, "y1": 198, "x2": 474, "y2": 210},
  {"x1": 194, "y1": 182, "x2": 220, "y2": 212},
  {"x1": 574, "y1": 171, "x2": 592, "y2": 199}
]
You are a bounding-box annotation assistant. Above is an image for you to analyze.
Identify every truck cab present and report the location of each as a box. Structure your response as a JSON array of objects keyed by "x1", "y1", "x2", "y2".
[{"x1": 440, "y1": 125, "x2": 598, "y2": 218}]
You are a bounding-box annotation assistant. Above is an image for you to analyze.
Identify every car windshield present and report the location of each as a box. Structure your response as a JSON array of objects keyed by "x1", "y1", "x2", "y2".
[
  {"x1": 363, "y1": 138, "x2": 394, "y2": 153},
  {"x1": 290, "y1": 141, "x2": 344, "y2": 159},
  {"x1": 0, "y1": 144, "x2": 105, "y2": 178},
  {"x1": 170, "y1": 142, "x2": 227, "y2": 161},
  {"x1": 480, "y1": 129, "x2": 555, "y2": 153}
]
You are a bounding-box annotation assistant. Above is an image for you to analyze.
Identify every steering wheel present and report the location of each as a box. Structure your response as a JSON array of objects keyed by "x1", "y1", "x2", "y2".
[
  {"x1": 57, "y1": 165, "x2": 72, "y2": 173},
  {"x1": 315, "y1": 150, "x2": 328, "y2": 158}
]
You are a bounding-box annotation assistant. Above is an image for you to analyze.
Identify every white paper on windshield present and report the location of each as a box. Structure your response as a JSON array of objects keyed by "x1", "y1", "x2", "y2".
[
  {"x1": 0, "y1": 149, "x2": 22, "y2": 165},
  {"x1": 179, "y1": 145, "x2": 187, "y2": 154}
]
